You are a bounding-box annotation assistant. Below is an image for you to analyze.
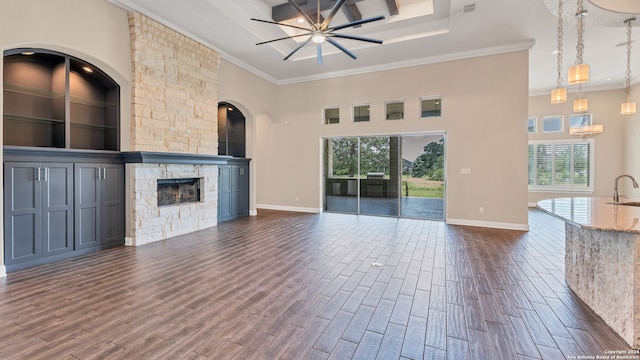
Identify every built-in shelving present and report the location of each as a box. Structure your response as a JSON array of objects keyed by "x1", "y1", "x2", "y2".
[{"x1": 3, "y1": 48, "x2": 120, "y2": 150}]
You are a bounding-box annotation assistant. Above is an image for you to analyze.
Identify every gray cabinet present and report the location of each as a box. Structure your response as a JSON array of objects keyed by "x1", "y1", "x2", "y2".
[
  {"x1": 3, "y1": 148, "x2": 125, "y2": 272},
  {"x1": 218, "y1": 161, "x2": 249, "y2": 222},
  {"x1": 3, "y1": 162, "x2": 73, "y2": 266},
  {"x1": 74, "y1": 163, "x2": 125, "y2": 250}
]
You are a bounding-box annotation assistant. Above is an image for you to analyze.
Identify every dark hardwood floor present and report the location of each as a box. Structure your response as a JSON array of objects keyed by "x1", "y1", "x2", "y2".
[{"x1": 0, "y1": 209, "x2": 631, "y2": 359}]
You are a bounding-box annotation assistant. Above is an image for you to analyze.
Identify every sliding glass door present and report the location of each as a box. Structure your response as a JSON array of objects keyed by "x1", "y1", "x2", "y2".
[
  {"x1": 400, "y1": 135, "x2": 445, "y2": 220},
  {"x1": 358, "y1": 136, "x2": 398, "y2": 216},
  {"x1": 324, "y1": 138, "x2": 359, "y2": 214},
  {"x1": 324, "y1": 133, "x2": 445, "y2": 220}
]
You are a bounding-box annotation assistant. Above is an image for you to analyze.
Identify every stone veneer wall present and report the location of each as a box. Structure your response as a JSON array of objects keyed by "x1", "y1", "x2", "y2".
[
  {"x1": 565, "y1": 223, "x2": 640, "y2": 347},
  {"x1": 128, "y1": 12, "x2": 221, "y2": 245},
  {"x1": 129, "y1": 11, "x2": 220, "y2": 153}
]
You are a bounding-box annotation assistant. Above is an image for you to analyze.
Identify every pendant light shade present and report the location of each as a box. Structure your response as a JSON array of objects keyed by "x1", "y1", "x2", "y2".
[
  {"x1": 621, "y1": 101, "x2": 637, "y2": 115},
  {"x1": 551, "y1": 87, "x2": 568, "y2": 103},
  {"x1": 568, "y1": 63, "x2": 589, "y2": 85},
  {"x1": 574, "y1": 97, "x2": 589, "y2": 112},
  {"x1": 621, "y1": 17, "x2": 636, "y2": 115}
]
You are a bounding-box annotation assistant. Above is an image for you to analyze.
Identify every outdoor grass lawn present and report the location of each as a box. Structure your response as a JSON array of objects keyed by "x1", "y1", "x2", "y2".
[{"x1": 403, "y1": 178, "x2": 444, "y2": 198}]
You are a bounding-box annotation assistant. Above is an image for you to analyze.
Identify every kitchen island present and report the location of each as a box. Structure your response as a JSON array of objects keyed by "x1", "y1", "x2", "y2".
[{"x1": 537, "y1": 197, "x2": 640, "y2": 348}]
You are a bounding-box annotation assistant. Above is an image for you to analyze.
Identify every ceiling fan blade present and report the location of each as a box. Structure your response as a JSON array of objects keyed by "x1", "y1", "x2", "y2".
[
  {"x1": 256, "y1": 33, "x2": 312, "y2": 46},
  {"x1": 330, "y1": 33, "x2": 383, "y2": 44},
  {"x1": 329, "y1": 15, "x2": 385, "y2": 32},
  {"x1": 320, "y1": 0, "x2": 347, "y2": 30},
  {"x1": 317, "y1": 44, "x2": 323, "y2": 65},
  {"x1": 283, "y1": 37, "x2": 312, "y2": 60},
  {"x1": 250, "y1": 18, "x2": 310, "y2": 32},
  {"x1": 287, "y1": 0, "x2": 317, "y2": 30},
  {"x1": 326, "y1": 38, "x2": 356, "y2": 59}
]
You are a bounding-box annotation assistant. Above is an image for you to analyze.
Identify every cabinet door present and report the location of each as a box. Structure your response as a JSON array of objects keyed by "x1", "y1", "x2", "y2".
[
  {"x1": 237, "y1": 165, "x2": 249, "y2": 215},
  {"x1": 218, "y1": 165, "x2": 232, "y2": 220},
  {"x1": 3, "y1": 162, "x2": 42, "y2": 264},
  {"x1": 42, "y1": 163, "x2": 74, "y2": 257},
  {"x1": 74, "y1": 163, "x2": 101, "y2": 250},
  {"x1": 101, "y1": 164, "x2": 124, "y2": 245}
]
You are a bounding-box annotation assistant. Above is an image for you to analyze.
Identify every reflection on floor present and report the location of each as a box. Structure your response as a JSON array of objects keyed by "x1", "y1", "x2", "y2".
[{"x1": 326, "y1": 195, "x2": 444, "y2": 220}]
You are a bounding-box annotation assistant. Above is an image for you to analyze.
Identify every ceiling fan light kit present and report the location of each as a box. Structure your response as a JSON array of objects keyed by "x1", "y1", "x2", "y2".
[{"x1": 251, "y1": 0, "x2": 385, "y2": 64}]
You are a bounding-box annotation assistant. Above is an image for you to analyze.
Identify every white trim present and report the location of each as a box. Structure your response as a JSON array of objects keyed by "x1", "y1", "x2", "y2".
[
  {"x1": 528, "y1": 202, "x2": 539, "y2": 207},
  {"x1": 124, "y1": 237, "x2": 133, "y2": 246},
  {"x1": 446, "y1": 218, "x2": 529, "y2": 231},
  {"x1": 257, "y1": 204, "x2": 322, "y2": 213},
  {"x1": 0, "y1": 265, "x2": 6, "y2": 278},
  {"x1": 249, "y1": 210, "x2": 258, "y2": 216}
]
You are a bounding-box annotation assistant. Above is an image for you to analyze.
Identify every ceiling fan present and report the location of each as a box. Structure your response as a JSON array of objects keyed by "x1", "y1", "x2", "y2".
[{"x1": 251, "y1": 0, "x2": 385, "y2": 64}]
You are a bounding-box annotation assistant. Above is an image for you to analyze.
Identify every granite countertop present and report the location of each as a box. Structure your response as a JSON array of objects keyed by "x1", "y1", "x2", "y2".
[{"x1": 537, "y1": 197, "x2": 640, "y2": 234}]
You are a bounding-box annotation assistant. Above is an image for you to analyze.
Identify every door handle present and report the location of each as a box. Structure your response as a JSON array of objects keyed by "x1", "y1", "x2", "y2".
[
  {"x1": 36, "y1": 167, "x2": 41, "y2": 182},
  {"x1": 102, "y1": 167, "x2": 107, "y2": 180},
  {"x1": 44, "y1": 167, "x2": 48, "y2": 182}
]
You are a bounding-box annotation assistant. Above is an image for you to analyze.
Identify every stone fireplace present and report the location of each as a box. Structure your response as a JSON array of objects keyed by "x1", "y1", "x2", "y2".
[{"x1": 126, "y1": 12, "x2": 223, "y2": 246}]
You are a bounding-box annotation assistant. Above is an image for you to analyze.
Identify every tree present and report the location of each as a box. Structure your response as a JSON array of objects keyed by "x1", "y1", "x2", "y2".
[
  {"x1": 331, "y1": 138, "x2": 358, "y2": 177},
  {"x1": 330, "y1": 137, "x2": 391, "y2": 177},
  {"x1": 411, "y1": 139, "x2": 444, "y2": 180}
]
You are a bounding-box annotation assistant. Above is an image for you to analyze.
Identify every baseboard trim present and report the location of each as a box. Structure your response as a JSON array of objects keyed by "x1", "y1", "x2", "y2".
[
  {"x1": 249, "y1": 210, "x2": 258, "y2": 216},
  {"x1": 257, "y1": 204, "x2": 322, "y2": 214},
  {"x1": 446, "y1": 218, "x2": 529, "y2": 231},
  {"x1": 0, "y1": 265, "x2": 6, "y2": 278}
]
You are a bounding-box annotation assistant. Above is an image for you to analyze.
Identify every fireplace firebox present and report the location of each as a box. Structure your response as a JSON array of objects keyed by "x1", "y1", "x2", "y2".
[{"x1": 157, "y1": 178, "x2": 201, "y2": 206}]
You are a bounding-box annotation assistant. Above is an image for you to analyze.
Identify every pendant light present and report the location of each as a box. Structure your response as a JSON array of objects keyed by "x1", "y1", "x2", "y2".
[
  {"x1": 551, "y1": 0, "x2": 568, "y2": 103},
  {"x1": 568, "y1": 0, "x2": 589, "y2": 85},
  {"x1": 621, "y1": 17, "x2": 636, "y2": 115}
]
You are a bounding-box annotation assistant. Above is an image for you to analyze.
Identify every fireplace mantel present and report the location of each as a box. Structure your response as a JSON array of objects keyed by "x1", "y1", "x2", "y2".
[{"x1": 122, "y1": 151, "x2": 247, "y2": 165}]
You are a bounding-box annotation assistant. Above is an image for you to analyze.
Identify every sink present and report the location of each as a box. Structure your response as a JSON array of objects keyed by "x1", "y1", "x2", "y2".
[{"x1": 608, "y1": 201, "x2": 640, "y2": 207}]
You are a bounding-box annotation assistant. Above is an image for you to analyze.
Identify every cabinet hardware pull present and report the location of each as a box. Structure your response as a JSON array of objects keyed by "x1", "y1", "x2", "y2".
[
  {"x1": 103, "y1": 167, "x2": 107, "y2": 180},
  {"x1": 36, "y1": 167, "x2": 41, "y2": 182},
  {"x1": 97, "y1": 167, "x2": 101, "y2": 180},
  {"x1": 44, "y1": 168, "x2": 48, "y2": 182}
]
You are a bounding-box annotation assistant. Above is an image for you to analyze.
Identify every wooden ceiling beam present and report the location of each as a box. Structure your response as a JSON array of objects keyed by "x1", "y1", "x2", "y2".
[
  {"x1": 386, "y1": 0, "x2": 400, "y2": 16},
  {"x1": 272, "y1": 0, "x2": 364, "y2": 23},
  {"x1": 342, "y1": 3, "x2": 362, "y2": 24}
]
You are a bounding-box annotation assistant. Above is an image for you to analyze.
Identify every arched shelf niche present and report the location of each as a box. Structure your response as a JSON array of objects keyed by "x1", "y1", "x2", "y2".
[{"x1": 3, "y1": 48, "x2": 120, "y2": 150}]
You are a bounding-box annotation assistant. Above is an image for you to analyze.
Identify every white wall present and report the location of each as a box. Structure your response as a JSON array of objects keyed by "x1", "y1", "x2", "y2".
[
  {"x1": 0, "y1": 0, "x2": 132, "y2": 273},
  {"x1": 528, "y1": 89, "x2": 634, "y2": 204},
  {"x1": 249, "y1": 51, "x2": 530, "y2": 230}
]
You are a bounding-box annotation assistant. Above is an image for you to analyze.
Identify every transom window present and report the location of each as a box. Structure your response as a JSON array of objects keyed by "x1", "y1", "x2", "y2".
[{"x1": 528, "y1": 139, "x2": 594, "y2": 192}]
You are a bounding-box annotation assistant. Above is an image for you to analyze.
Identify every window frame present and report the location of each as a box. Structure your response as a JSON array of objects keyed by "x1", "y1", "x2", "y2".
[
  {"x1": 352, "y1": 103, "x2": 370, "y2": 123},
  {"x1": 528, "y1": 117, "x2": 537, "y2": 133},
  {"x1": 420, "y1": 96, "x2": 442, "y2": 118},
  {"x1": 542, "y1": 115, "x2": 563, "y2": 133},
  {"x1": 385, "y1": 99, "x2": 404, "y2": 120},
  {"x1": 323, "y1": 106, "x2": 340, "y2": 125},
  {"x1": 528, "y1": 138, "x2": 595, "y2": 193}
]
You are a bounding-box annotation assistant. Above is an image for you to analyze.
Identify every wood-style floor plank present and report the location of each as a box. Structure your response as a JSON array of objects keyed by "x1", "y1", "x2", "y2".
[{"x1": 0, "y1": 209, "x2": 632, "y2": 359}]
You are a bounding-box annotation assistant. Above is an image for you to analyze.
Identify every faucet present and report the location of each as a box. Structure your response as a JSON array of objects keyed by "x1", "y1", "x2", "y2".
[{"x1": 614, "y1": 174, "x2": 639, "y2": 202}]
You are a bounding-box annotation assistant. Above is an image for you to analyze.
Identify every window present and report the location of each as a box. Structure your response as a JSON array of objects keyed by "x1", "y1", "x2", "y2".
[
  {"x1": 324, "y1": 107, "x2": 339, "y2": 124},
  {"x1": 353, "y1": 104, "x2": 370, "y2": 122},
  {"x1": 420, "y1": 96, "x2": 442, "y2": 118},
  {"x1": 542, "y1": 115, "x2": 563, "y2": 133},
  {"x1": 385, "y1": 100, "x2": 404, "y2": 120},
  {"x1": 528, "y1": 139, "x2": 593, "y2": 191},
  {"x1": 528, "y1": 117, "x2": 536, "y2": 133},
  {"x1": 569, "y1": 113, "x2": 591, "y2": 129}
]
